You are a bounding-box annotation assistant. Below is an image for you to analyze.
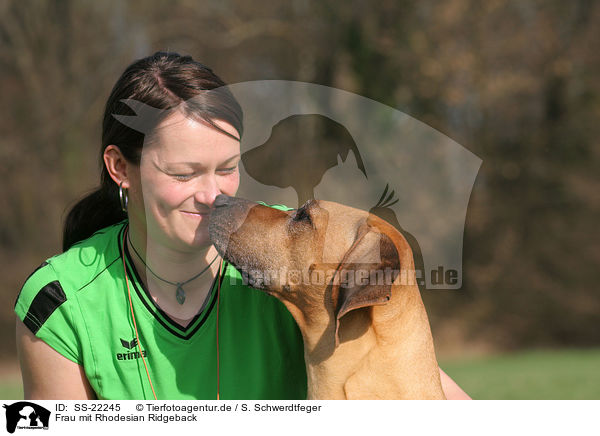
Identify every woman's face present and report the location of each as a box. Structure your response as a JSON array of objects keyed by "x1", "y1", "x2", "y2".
[{"x1": 127, "y1": 111, "x2": 241, "y2": 251}]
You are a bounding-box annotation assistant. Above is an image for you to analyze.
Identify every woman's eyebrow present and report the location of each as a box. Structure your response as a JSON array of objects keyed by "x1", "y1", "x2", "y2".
[
  {"x1": 219, "y1": 154, "x2": 241, "y2": 165},
  {"x1": 160, "y1": 154, "x2": 241, "y2": 167}
]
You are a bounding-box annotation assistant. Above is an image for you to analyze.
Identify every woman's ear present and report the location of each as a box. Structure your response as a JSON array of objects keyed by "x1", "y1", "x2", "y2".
[{"x1": 103, "y1": 145, "x2": 130, "y2": 188}]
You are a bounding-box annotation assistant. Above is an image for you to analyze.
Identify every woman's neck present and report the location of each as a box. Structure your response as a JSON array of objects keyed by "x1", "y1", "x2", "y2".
[
  {"x1": 127, "y1": 223, "x2": 214, "y2": 268},
  {"x1": 126, "y1": 224, "x2": 221, "y2": 324}
]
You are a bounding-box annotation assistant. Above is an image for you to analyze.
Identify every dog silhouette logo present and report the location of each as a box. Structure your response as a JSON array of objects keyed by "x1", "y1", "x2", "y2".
[
  {"x1": 3, "y1": 402, "x2": 50, "y2": 433},
  {"x1": 241, "y1": 114, "x2": 367, "y2": 207},
  {"x1": 112, "y1": 81, "x2": 482, "y2": 290}
]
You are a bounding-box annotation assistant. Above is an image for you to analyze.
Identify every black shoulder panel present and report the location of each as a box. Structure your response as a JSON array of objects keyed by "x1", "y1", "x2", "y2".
[
  {"x1": 15, "y1": 261, "x2": 50, "y2": 309},
  {"x1": 23, "y1": 281, "x2": 67, "y2": 335}
]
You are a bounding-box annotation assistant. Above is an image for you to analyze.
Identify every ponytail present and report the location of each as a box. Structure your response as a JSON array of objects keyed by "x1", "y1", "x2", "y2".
[{"x1": 62, "y1": 180, "x2": 125, "y2": 252}]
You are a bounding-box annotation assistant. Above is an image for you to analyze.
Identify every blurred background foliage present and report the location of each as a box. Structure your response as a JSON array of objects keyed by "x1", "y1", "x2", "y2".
[{"x1": 0, "y1": 0, "x2": 599, "y2": 397}]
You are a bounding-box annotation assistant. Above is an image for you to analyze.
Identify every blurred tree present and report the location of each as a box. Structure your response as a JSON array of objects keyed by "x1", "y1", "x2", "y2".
[{"x1": 0, "y1": 0, "x2": 598, "y2": 360}]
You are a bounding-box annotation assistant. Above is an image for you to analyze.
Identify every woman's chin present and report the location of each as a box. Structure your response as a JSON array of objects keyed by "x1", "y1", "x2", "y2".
[{"x1": 190, "y1": 227, "x2": 212, "y2": 248}]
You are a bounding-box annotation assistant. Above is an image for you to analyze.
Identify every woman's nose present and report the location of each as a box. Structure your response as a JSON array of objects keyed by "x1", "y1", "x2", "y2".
[{"x1": 193, "y1": 175, "x2": 221, "y2": 206}]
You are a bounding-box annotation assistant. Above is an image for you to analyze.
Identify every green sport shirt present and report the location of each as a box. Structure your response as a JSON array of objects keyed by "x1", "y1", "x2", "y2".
[{"x1": 15, "y1": 220, "x2": 307, "y2": 400}]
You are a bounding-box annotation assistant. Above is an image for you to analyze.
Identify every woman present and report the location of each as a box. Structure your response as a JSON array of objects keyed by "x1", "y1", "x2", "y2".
[
  {"x1": 15, "y1": 51, "x2": 469, "y2": 400},
  {"x1": 15, "y1": 52, "x2": 306, "y2": 400}
]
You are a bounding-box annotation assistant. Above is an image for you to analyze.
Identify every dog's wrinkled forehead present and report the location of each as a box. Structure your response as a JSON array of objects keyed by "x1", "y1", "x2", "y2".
[{"x1": 316, "y1": 200, "x2": 381, "y2": 264}]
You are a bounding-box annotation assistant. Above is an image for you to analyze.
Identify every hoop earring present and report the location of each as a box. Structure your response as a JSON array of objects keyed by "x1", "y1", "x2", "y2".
[{"x1": 119, "y1": 182, "x2": 128, "y2": 213}]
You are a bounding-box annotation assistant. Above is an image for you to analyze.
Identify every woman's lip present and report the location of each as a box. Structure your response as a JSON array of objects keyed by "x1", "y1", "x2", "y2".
[{"x1": 181, "y1": 211, "x2": 209, "y2": 216}]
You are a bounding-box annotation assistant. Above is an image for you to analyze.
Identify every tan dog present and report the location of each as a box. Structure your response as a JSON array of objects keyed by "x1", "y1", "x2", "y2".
[{"x1": 209, "y1": 195, "x2": 445, "y2": 399}]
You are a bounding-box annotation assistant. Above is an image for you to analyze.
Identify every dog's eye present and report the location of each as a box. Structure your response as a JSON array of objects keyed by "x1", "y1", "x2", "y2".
[{"x1": 292, "y1": 207, "x2": 311, "y2": 222}]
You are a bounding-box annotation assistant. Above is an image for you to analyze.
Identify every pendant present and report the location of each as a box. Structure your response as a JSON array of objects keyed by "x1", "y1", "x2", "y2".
[{"x1": 176, "y1": 283, "x2": 186, "y2": 305}]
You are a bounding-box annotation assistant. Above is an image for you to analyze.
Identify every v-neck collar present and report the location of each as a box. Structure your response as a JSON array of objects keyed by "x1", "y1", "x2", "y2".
[{"x1": 117, "y1": 224, "x2": 224, "y2": 340}]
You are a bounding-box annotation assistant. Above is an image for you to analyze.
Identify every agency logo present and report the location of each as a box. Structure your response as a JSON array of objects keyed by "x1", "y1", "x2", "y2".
[
  {"x1": 3, "y1": 402, "x2": 50, "y2": 433},
  {"x1": 115, "y1": 81, "x2": 482, "y2": 290},
  {"x1": 115, "y1": 337, "x2": 147, "y2": 361}
]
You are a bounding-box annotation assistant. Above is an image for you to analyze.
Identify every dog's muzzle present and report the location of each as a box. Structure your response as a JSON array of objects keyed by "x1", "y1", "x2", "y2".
[{"x1": 209, "y1": 194, "x2": 258, "y2": 259}]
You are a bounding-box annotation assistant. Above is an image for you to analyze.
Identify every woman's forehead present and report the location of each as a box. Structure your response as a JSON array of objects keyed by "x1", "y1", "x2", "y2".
[{"x1": 142, "y1": 112, "x2": 240, "y2": 161}]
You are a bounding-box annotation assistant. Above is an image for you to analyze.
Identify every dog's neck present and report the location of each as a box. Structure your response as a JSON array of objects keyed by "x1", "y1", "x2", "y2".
[{"x1": 283, "y1": 284, "x2": 445, "y2": 399}]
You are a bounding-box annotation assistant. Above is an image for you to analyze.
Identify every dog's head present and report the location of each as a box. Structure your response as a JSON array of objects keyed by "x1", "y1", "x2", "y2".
[{"x1": 209, "y1": 195, "x2": 408, "y2": 346}]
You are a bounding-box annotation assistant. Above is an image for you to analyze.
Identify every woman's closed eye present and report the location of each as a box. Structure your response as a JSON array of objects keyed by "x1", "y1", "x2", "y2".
[
  {"x1": 170, "y1": 166, "x2": 237, "y2": 181},
  {"x1": 216, "y1": 166, "x2": 238, "y2": 175},
  {"x1": 171, "y1": 173, "x2": 195, "y2": 182}
]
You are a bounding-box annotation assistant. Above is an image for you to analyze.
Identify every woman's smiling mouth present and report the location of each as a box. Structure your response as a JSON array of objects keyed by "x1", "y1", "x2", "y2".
[{"x1": 181, "y1": 211, "x2": 209, "y2": 218}]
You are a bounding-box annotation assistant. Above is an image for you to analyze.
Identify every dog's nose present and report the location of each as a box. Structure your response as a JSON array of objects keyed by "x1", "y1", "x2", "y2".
[{"x1": 214, "y1": 194, "x2": 230, "y2": 208}]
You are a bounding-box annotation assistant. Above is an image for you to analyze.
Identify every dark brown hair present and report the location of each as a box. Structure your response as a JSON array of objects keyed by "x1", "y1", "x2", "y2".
[{"x1": 62, "y1": 52, "x2": 243, "y2": 251}]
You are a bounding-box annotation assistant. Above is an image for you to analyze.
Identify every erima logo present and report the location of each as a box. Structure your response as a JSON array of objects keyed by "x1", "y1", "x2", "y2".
[
  {"x1": 3, "y1": 402, "x2": 50, "y2": 433},
  {"x1": 116, "y1": 337, "x2": 148, "y2": 361},
  {"x1": 121, "y1": 338, "x2": 138, "y2": 349}
]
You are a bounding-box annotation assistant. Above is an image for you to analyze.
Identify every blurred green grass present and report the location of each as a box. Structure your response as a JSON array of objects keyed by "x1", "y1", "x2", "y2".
[
  {"x1": 0, "y1": 378, "x2": 22, "y2": 400},
  {"x1": 1, "y1": 348, "x2": 598, "y2": 400},
  {"x1": 440, "y1": 348, "x2": 600, "y2": 399}
]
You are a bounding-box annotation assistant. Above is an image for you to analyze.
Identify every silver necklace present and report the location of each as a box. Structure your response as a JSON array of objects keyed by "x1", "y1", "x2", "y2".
[{"x1": 127, "y1": 231, "x2": 219, "y2": 304}]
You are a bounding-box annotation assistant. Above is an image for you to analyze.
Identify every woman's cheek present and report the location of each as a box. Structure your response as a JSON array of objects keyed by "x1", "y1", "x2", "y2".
[
  {"x1": 222, "y1": 171, "x2": 240, "y2": 196},
  {"x1": 168, "y1": 184, "x2": 194, "y2": 207},
  {"x1": 151, "y1": 183, "x2": 190, "y2": 210}
]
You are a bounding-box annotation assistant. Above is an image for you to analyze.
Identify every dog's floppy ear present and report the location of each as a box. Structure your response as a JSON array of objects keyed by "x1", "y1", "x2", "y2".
[{"x1": 332, "y1": 223, "x2": 400, "y2": 346}]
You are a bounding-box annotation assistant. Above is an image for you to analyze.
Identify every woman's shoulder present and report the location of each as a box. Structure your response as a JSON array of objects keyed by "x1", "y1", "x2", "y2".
[
  {"x1": 56, "y1": 219, "x2": 126, "y2": 265},
  {"x1": 18, "y1": 220, "x2": 127, "y2": 302}
]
